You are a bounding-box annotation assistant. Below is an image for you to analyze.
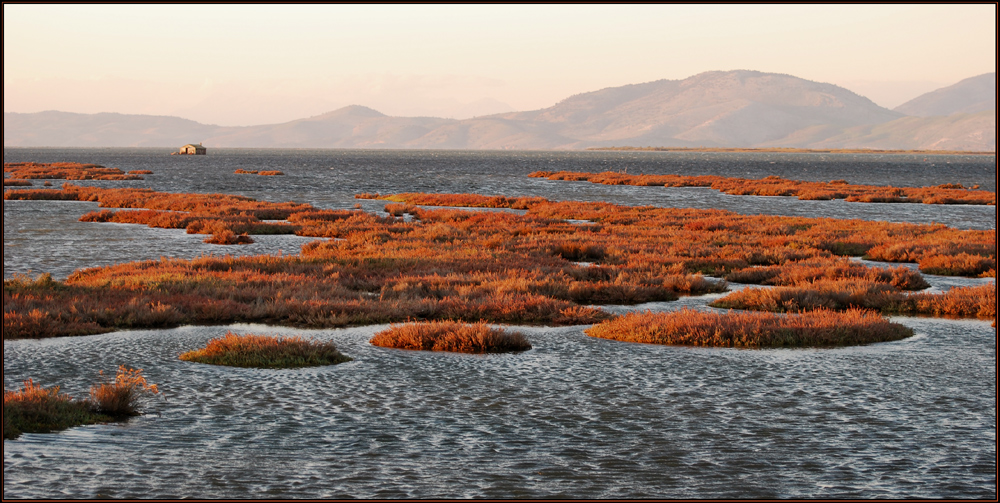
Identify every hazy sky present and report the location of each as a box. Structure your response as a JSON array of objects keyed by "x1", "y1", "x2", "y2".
[{"x1": 4, "y1": 4, "x2": 996, "y2": 126}]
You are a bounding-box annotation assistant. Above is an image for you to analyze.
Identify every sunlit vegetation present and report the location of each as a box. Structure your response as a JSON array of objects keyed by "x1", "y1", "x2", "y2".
[
  {"x1": 3, "y1": 179, "x2": 32, "y2": 186},
  {"x1": 12, "y1": 184, "x2": 307, "y2": 245},
  {"x1": 88, "y1": 365, "x2": 159, "y2": 416},
  {"x1": 3, "y1": 186, "x2": 995, "y2": 339},
  {"x1": 528, "y1": 171, "x2": 996, "y2": 205},
  {"x1": 235, "y1": 169, "x2": 285, "y2": 176},
  {"x1": 127, "y1": 170, "x2": 154, "y2": 175},
  {"x1": 3, "y1": 162, "x2": 145, "y2": 180},
  {"x1": 179, "y1": 331, "x2": 352, "y2": 368},
  {"x1": 711, "y1": 281, "x2": 996, "y2": 320},
  {"x1": 4, "y1": 379, "x2": 107, "y2": 439},
  {"x1": 4, "y1": 366, "x2": 158, "y2": 440},
  {"x1": 586, "y1": 146, "x2": 997, "y2": 156},
  {"x1": 585, "y1": 308, "x2": 914, "y2": 348},
  {"x1": 370, "y1": 321, "x2": 531, "y2": 353}
]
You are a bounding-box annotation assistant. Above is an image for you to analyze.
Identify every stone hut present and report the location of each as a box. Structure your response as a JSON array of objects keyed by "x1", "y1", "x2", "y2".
[{"x1": 178, "y1": 143, "x2": 207, "y2": 155}]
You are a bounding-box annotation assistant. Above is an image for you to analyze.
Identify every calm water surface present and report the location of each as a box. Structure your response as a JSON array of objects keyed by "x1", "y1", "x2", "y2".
[{"x1": 3, "y1": 148, "x2": 997, "y2": 498}]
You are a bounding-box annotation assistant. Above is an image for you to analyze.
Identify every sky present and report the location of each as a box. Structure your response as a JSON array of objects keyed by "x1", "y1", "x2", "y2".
[{"x1": 3, "y1": 4, "x2": 996, "y2": 126}]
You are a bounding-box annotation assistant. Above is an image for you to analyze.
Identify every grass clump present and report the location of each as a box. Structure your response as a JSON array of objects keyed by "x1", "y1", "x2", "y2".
[
  {"x1": 371, "y1": 321, "x2": 532, "y2": 353},
  {"x1": 4, "y1": 366, "x2": 159, "y2": 440},
  {"x1": 711, "y1": 281, "x2": 996, "y2": 320},
  {"x1": 88, "y1": 365, "x2": 160, "y2": 416},
  {"x1": 179, "y1": 331, "x2": 353, "y2": 368},
  {"x1": 585, "y1": 308, "x2": 914, "y2": 348},
  {"x1": 4, "y1": 379, "x2": 108, "y2": 440},
  {"x1": 204, "y1": 230, "x2": 254, "y2": 245}
]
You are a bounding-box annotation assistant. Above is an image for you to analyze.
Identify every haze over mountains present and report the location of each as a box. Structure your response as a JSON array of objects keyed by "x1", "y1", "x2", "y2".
[{"x1": 4, "y1": 70, "x2": 995, "y2": 151}]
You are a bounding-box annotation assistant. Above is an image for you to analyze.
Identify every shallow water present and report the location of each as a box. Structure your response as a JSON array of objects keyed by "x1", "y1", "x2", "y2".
[
  {"x1": 3, "y1": 148, "x2": 997, "y2": 498},
  {"x1": 4, "y1": 148, "x2": 997, "y2": 281},
  {"x1": 4, "y1": 313, "x2": 995, "y2": 498}
]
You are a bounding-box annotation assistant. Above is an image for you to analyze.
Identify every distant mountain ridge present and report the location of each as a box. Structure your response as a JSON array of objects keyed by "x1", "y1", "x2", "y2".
[
  {"x1": 894, "y1": 73, "x2": 996, "y2": 117},
  {"x1": 4, "y1": 70, "x2": 995, "y2": 151}
]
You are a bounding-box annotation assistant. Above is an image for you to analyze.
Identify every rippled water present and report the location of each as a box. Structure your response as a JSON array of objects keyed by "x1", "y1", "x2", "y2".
[{"x1": 3, "y1": 148, "x2": 997, "y2": 498}]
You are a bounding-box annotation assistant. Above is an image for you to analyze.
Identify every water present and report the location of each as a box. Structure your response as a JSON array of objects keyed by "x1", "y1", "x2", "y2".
[{"x1": 3, "y1": 148, "x2": 997, "y2": 498}]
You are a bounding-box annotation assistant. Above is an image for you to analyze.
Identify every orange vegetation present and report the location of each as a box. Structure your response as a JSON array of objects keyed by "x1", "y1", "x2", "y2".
[
  {"x1": 3, "y1": 187, "x2": 995, "y2": 339},
  {"x1": 127, "y1": 170, "x2": 154, "y2": 175},
  {"x1": 88, "y1": 365, "x2": 159, "y2": 416},
  {"x1": 11, "y1": 184, "x2": 307, "y2": 244},
  {"x1": 585, "y1": 308, "x2": 914, "y2": 348},
  {"x1": 4, "y1": 366, "x2": 158, "y2": 439},
  {"x1": 3, "y1": 162, "x2": 144, "y2": 180},
  {"x1": 528, "y1": 171, "x2": 996, "y2": 205},
  {"x1": 235, "y1": 169, "x2": 285, "y2": 176},
  {"x1": 711, "y1": 282, "x2": 996, "y2": 320},
  {"x1": 179, "y1": 331, "x2": 351, "y2": 368},
  {"x1": 4, "y1": 379, "x2": 102, "y2": 439},
  {"x1": 4, "y1": 179, "x2": 32, "y2": 186},
  {"x1": 370, "y1": 321, "x2": 531, "y2": 353}
]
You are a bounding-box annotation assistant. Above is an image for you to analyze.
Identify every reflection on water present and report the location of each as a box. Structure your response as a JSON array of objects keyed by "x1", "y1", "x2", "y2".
[{"x1": 3, "y1": 148, "x2": 996, "y2": 498}]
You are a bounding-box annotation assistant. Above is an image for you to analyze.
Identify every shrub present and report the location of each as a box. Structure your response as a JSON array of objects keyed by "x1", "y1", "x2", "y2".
[
  {"x1": 585, "y1": 308, "x2": 913, "y2": 348},
  {"x1": 371, "y1": 321, "x2": 532, "y2": 353},
  {"x1": 88, "y1": 366, "x2": 159, "y2": 416},
  {"x1": 179, "y1": 331, "x2": 352, "y2": 368},
  {"x1": 3, "y1": 179, "x2": 32, "y2": 186}
]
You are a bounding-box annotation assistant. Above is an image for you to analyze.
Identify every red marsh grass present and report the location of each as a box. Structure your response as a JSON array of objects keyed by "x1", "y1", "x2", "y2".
[
  {"x1": 4, "y1": 366, "x2": 158, "y2": 439},
  {"x1": 4, "y1": 379, "x2": 107, "y2": 439},
  {"x1": 3, "y1": 187, "x2": 994, "y2": 339},
  {"x1": 370, "y1": 321, "x2": 531, "y2": 353},
  {"x1": 89, "y1": 365, "x2": 159, "y2": 416},
  {"x1": 711, "y1": 281, "x2": 996, "y2": 320},
  {"x1": 585, "y1": 308, "x2": 914, "y2": 348},
  {"x1": 3, "y1": 162, "x2": 144, "y2": 180},
  {"x1": 235, "y1": 169, "x2": 284, "y2": 176},
  {"x1": 3, "y1": 179, "x2": 32, "y2": 186},
  {"x1": 127, "y1": 170, "x2": 154, "y2": 175},
  {"x1": 528, "y1": 171, "x2": 997, "y2": 206},
  {"x1": 179, "y1": 331, "x2": 352, "y2": 368},
  {"x1": 203, "y1": 230, "x2": 255, "y2": 245},
  {"x1": 13, "y1": 184, "x2": 305, "y2": 244}
]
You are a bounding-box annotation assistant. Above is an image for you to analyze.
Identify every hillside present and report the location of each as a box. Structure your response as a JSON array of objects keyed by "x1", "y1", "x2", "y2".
[
  {"x1": 894, "y1": 73, "x2": 996, "y2": 117},
  {"x1": 4, "y1": 71, "x2": 995, "y2": 151}
]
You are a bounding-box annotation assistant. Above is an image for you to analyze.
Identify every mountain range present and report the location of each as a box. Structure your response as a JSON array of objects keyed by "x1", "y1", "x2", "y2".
[{"x1": 4, "y1": 70, "x2": 995, "y2": 151}]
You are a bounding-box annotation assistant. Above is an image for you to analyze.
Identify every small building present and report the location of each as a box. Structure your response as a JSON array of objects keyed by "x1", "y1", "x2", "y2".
[{"x1": 177, "y1": 143, "x2": 207, "y2": 155}]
